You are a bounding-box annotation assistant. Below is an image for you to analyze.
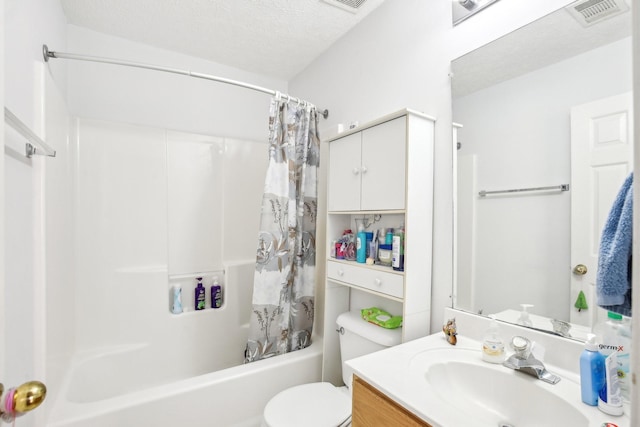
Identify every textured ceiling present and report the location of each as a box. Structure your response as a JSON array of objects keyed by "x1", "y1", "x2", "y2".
[
  {"x1": 452, "y1": 3, "x2": 632, "y2": 97},
  {"x1": 59, "y1": 0, "x2": 386, "y2": 80}
]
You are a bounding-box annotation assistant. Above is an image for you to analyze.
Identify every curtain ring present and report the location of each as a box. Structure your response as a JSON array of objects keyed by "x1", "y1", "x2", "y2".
[{"x1": 286, "y1": 94, "x2": 290, "y2": 103}]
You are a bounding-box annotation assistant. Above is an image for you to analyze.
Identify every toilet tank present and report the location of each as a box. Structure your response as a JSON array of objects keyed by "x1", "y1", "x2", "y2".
[{"x1": 336, "y1": 311, "x2": 402, "y2": 388}]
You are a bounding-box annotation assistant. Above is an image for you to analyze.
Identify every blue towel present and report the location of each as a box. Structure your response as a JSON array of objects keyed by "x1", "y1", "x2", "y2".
[{"x1": 596, "y1": 173, "x2": 633, "y2": 317}]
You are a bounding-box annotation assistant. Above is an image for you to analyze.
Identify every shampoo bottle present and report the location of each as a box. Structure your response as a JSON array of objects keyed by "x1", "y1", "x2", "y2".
[
  {"x1": 171, "y1": 285, "x2": 183, "y2": 314},
  {"x1": 385, "y1": 228, "x2": 393, "y2": 245},
  {"x1": 392, "y1": 225, "x2": 405, "y2": 271},
  {"x1": 481, "y1": 318, "x2": 505, "y2": 363},
  {"x1": 580, "y1": 334, "x2": 605, "y2": 406},
  {"x1": 195, "y1": 277, "x2": 206, "y2": 310},
  {"x1": 356, "y1": 225, "x2": 366, "y2": 263},
  {"x1": 211, "y1": 276, "x2": 222, "y2": 309}
]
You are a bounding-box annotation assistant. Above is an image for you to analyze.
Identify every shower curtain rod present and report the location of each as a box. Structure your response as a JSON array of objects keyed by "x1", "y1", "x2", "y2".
[{"x1": 42, "y1": 45, "x2": 329, "y2": 119}]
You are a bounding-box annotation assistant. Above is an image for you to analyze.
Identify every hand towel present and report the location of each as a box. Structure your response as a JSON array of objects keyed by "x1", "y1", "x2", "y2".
[{"x1": 596, "y1": 173, "x2": 633, "y2": 316}]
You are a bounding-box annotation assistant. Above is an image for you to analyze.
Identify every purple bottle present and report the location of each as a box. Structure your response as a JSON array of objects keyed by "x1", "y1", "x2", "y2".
[
  {"x1": 195, "y1": 277, "x2": 206, "y2": 310},
  {"x1": 211, "y1": 277, "x2": 222, "y2": 309}
]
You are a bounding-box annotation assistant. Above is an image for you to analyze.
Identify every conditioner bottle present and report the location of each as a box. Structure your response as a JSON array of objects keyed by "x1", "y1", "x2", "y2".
[{"x1": 211, "y1": 276, "x2": 223, "y2": 309}]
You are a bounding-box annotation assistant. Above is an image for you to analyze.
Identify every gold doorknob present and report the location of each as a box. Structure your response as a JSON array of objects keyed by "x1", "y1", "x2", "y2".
[{"x1": 573, "y1": 264, "x2": 588, "y2": 275}]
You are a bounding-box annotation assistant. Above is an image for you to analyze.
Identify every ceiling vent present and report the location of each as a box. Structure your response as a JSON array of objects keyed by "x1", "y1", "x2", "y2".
[
  {"x1": 565, "y1": 0, "x2": 629, "y2": 27},
  {"x1": 321, "y1": 0, "x2": 367, "y2": 13}
]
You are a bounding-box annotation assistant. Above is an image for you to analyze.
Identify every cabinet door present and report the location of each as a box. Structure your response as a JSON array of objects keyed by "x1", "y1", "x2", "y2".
[
  {"x1": 352, "y1": 376, "x2": 431, "y2": 427},
  {"x1": 328, "y1": 132, "x2": 362, "y2": 211},
  {"x1": 361, "y1": 117, "x2": 406, "y2": 211}
]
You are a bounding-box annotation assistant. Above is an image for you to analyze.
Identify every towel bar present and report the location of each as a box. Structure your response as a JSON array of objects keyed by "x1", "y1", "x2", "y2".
[{"x1": 479, "y1": 184, "x2": 569, "y2": 197}]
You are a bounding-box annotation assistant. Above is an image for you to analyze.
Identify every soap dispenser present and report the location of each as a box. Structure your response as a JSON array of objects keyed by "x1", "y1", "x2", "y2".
[
  {"x1": 517, "y1": 304, "x2": 534, "y2": 327},
  {"x1": 482, "y1": 317, "x2": 505, "y2": 363}
]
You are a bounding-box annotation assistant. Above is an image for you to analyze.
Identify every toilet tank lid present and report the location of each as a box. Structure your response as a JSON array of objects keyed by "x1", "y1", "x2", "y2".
[{"x1": 336, "y1": 311, "x2": 402, "y2": 347}]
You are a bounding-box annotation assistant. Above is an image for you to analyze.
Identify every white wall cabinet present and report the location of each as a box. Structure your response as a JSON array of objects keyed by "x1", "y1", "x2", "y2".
[
  {"x1": 322, "y1": 109, "x2": 436, "y2": 386},
  {"x1": 328, "y1": 117, "x2": 407, "y2": 211}
]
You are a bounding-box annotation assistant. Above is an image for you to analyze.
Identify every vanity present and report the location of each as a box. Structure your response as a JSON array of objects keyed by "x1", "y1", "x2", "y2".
[{"x1": 347, "y1": 309, "x2": 630, "y2": 427}]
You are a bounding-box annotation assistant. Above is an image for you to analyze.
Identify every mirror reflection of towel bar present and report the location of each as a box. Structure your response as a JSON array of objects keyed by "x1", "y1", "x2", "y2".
[{"x1": 479, "y1": 184, "x2": 569, "y2": 197}]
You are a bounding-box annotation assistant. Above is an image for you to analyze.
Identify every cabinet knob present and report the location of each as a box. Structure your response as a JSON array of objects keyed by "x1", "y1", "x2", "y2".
[
  {"x1": 352, "y1": 168, "x2": 360, "y2": 175},
  {"x1": 374, "y1": 278, "x2": 381, "y2": 286},
  {"x1": 361, "y1": 165, "x2": 368, "y2": 174},
  {"x1": 338, "y1": 269, "x2": 344, "y2": 276}
]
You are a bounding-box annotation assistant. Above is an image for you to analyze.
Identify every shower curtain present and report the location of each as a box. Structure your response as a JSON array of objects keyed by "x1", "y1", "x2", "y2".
[{"x1": 245, "y1": 94, "x2": 320, "y2": 363}]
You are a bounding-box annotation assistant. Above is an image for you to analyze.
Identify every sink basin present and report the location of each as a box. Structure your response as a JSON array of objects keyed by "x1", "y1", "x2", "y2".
[{"x1": 410, "y1": 348, "x2": 589, "y2": 427}]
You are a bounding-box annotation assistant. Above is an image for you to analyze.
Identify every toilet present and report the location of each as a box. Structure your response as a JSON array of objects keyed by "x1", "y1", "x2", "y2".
[{"x1": 261, "y1": 311, "x2": 402, "y2": 427}]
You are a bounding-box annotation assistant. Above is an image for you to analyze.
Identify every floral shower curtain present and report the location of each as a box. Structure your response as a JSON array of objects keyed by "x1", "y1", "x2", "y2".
[{"x1": 244, "y1": 94, "x2": 320, "y2": 363}]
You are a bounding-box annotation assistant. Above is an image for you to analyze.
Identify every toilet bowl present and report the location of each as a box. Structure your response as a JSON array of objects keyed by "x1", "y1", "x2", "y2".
[
  {"x1": 261, "y1": 311, "x2": 402, "y2": 427},
  {"x1": 262, "y1": 382, "x2": 351, "y2": 427}
]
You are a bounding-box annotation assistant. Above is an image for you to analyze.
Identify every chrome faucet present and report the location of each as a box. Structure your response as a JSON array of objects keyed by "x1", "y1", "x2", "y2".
[{"x1": 502, "y1": 336, "x2": 560, "y2": 384}]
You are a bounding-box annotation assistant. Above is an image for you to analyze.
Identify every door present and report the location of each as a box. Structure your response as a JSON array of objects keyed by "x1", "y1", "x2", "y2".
[
  {"x1": 328, "y1": 131, "x2": 362, "y2": 212},
  {"x1": 570, "y1": 92, "x2": 633, "y2": 327},
  {"x1": 361, "y1": 117, "x2": 406, "y2": 211}
]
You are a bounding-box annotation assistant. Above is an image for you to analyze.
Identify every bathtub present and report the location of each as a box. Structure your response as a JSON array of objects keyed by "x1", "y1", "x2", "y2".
[
  {"x1": 46, "y1": 338, "x2": 322, "y2": 427},
  {"x1": 45, "y1": 261, "x2": 323, "y2": 426}
]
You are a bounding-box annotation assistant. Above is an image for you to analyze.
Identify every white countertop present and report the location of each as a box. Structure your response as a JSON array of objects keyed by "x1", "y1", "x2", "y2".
[{"x1": 346, "y1": 332, "x2": 629, "y2": 427}]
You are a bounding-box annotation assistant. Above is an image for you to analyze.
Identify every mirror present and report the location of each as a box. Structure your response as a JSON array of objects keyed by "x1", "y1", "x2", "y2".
[
  {"x1": 452, "y1": 0, "x2": 632, "y2": 340},
  {"x1": 452, "y1": 0, "x2": 501, "y2": 26}
]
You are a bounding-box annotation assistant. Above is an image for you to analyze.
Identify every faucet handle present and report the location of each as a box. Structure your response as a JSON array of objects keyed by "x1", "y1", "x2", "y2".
[{"x1": 510, "y1": 336, "x2": 531, "y2": 359}]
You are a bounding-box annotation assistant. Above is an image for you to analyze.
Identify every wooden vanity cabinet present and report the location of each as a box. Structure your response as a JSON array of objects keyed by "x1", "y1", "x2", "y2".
[{"x1": 352, "y1": 375, "x2": 432, "y2": 427}]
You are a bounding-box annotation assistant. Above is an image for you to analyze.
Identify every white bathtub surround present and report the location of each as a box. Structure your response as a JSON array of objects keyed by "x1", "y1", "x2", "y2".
[
  {"x1": 45, "y1": 115, "x2": 273, "y2": 425},
  {"x1": 246, "y1": 99, "x2": 320, "y2": 362}
]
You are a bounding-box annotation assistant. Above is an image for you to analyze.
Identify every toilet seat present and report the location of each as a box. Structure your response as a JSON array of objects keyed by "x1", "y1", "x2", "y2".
[{"x1": 263, "y1": 382, "x2": 351, "y2": 427}]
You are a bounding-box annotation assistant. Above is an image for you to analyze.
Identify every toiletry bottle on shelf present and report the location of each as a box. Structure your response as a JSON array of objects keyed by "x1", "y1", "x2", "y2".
[
  {"x1": 580, "y1": 334, "x2": 606, "y2": 406},
  {"x1": 171, "y1": 285, "x2": 183, "y2": 314},
  {"x1": 385, "y1": 228, "x2": 393, "y2": 245},
  {"x1": 195, "y1": 277, "x2": 206, "y2": 310},
  {"x1": 481, "y1": 318, "x2": 505, "y2": 363},
  {"x1": 392, "y1": 226, "x2": 405, "y2": 271},
  {"x1": 211, "y1": 277, "x2": 222, "y2": 309},
  {"x1": 365, "y1": 231, "x2": 374, "y2": 258},
  {"x1": 356, "y1": 224, "x2": 366, "y2": 263}
]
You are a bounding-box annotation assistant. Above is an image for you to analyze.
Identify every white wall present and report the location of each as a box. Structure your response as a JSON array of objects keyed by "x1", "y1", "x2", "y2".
[
  {"x1": 4, "y1": 1, "x2": 69, "y2": 425},
  {"x1": 66, "y1": 25, "x2": 287, "y2": 142},
  {"x1": 0, "y1": 0, "x2": 5, "y2": 392},
  {"x1": 454, "y1": 38, "x2": 632, "y2": 319},
  {"x1": 290, "y1": 0, "x2": 575, "y2": 333}
]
